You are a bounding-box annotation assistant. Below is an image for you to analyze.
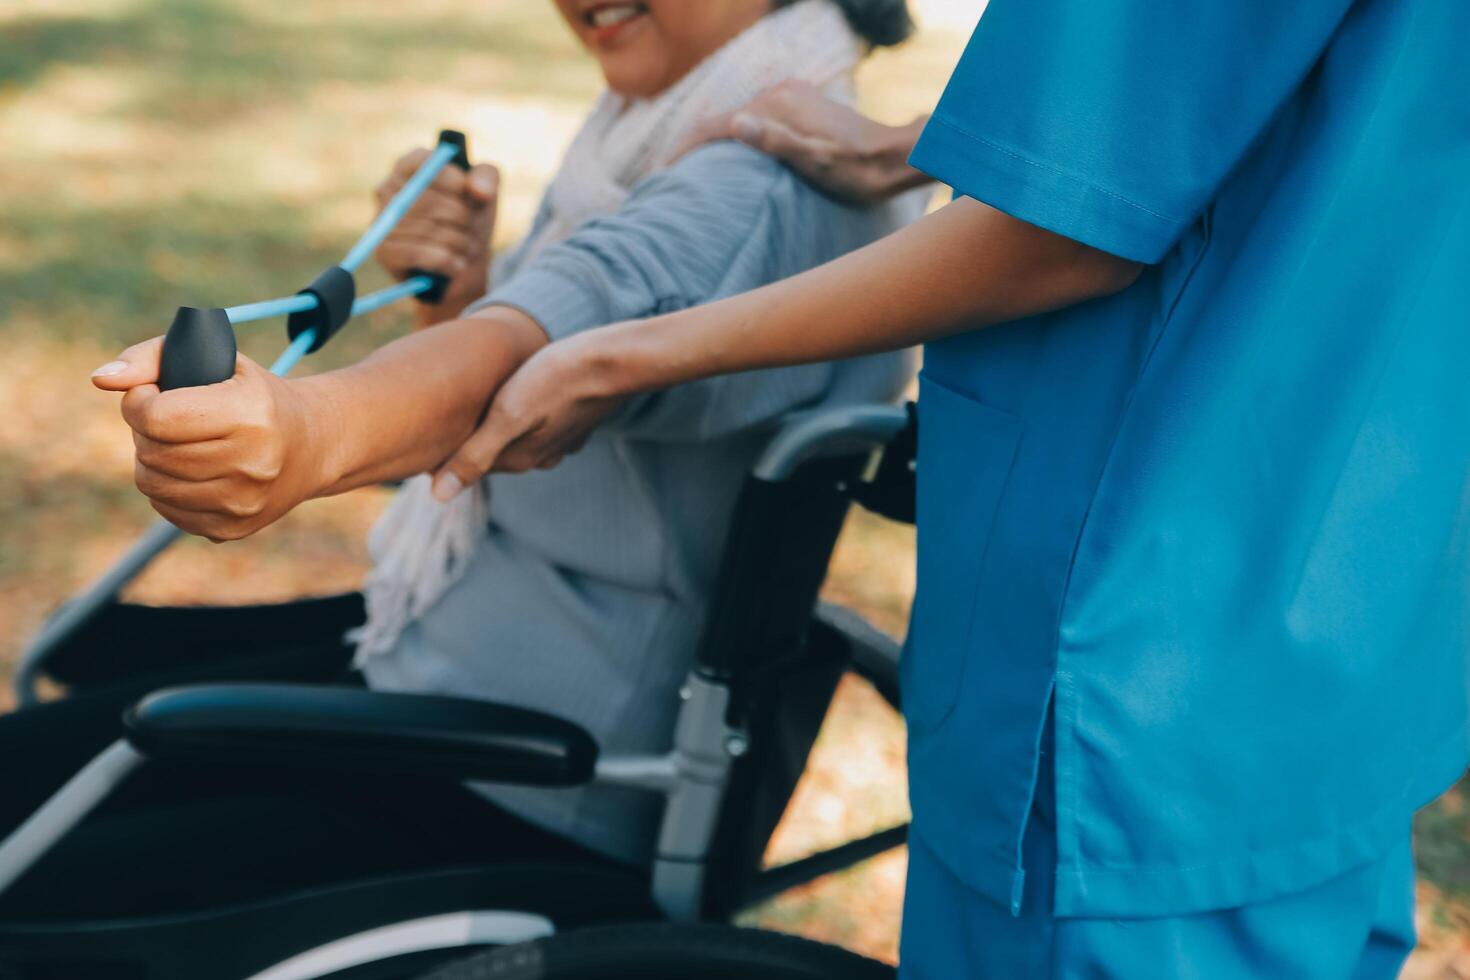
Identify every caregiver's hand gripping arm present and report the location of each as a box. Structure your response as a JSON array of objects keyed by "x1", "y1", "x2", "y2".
[
  {"x1": 677, "y1": 79, "x2": 932, "y2": 205},
  {"x1": 433, "y1": 196, "x2": 1143, "y2": 487}
]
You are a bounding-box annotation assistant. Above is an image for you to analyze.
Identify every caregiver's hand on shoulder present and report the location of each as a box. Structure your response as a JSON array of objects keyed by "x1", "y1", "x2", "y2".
[
  {"x1": 91, "y1": 338, "x2": 329, "y2": 542},
  {"x1": 430, "y1": 330, "x2": 627, "y2": 498},
  {"x1": 678, "y1": 80, "x2": 931, "y2": 205},
  {"x1": 374, "y1": 147, "x2": 501, "y2": 326}
]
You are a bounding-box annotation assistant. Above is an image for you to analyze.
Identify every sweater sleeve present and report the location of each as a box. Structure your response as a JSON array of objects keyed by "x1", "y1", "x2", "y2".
[{"x1": 472, "y1": 143, "x2": 851, "y2": 443}]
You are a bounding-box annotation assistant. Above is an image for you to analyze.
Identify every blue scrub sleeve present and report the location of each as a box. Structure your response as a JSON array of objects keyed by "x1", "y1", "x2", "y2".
[{"x1": 911, "y1": 0, "x2": 1355, "y2": 263}]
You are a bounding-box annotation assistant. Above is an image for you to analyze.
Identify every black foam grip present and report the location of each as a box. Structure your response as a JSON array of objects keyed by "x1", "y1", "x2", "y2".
[
  {"x1": 413, "y1": 128, "x2": 472, "y2": 305},
  {"x1": 286, "y1": 264, "x2": 356, "y2": 353},
  {"x1": 158, "y1": 306, "x2": 237, "y2": 391}
]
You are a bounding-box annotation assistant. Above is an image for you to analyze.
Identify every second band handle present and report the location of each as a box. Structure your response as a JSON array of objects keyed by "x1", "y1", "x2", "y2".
[{"x1": 413, "y1": 129, "x2": 472, "y2": 305}]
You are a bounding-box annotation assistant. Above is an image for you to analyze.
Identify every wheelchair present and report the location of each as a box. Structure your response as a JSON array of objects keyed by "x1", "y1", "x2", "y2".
[{"x1": 0, "y1": 400, "x2": 917, "y2": 980}]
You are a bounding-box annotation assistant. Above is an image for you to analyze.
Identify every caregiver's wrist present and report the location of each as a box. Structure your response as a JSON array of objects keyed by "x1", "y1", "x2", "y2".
[{"x1": 583, "y1": 316, "x2": 686, "y2": 399}]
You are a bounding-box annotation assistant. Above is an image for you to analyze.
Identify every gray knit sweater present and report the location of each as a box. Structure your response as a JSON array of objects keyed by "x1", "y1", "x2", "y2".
[{"x1": 363, "y1": 141, "x2": 918, "y2": 865}]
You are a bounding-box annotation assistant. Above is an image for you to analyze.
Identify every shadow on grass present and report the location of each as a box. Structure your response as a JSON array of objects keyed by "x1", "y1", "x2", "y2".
[
  {"x1": 1, "y1": 0, "x2": 592, "y2": 355},
  {"x1": 0, "y1": 192, "x2": 436, "y2": 369},
  {"x1": 2, "y1": 0, "x2": 593, "y2": 124},
  {"x1": 0, "y1": 446, "x2": 151, "y2": 582},
  {"x1": 1417, "y1": 783, "x2": 1470, "y2": 901},
  {"x1": 0, "y1": 195, "x2": 329, "y2": 345}
]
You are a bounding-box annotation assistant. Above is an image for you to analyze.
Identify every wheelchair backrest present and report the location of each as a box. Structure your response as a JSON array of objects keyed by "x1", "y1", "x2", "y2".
[{"x1": 692, "y1": 404, "x2": 916, "y2": 919}]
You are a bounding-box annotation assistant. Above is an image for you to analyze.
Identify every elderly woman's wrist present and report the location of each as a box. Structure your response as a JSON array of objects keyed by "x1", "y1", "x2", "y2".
[{"x1": 287, "y1": 375, "x2": 350, "y2": 498}]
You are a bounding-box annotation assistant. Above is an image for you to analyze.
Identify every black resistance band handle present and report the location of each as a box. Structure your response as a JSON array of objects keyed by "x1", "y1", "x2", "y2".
[
  {"x1": 412, "y1": 129, "x2": 472, "y2": 305},
  {"x1": 158, "y1": 306, "x2": 236, "y2": 391}
]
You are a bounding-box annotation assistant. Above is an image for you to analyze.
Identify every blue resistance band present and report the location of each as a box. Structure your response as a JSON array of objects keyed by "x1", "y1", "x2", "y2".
[
  {"x1": 340, "y1": 141, "x2": 462, "y2": 273},
  {"x1": 269, "y1": 327, "x2": 321, "y2": 376},
  {"x1": 262, "y1": 275, "x2": 435, "y2": 375},
  {"x1": 12, "y1": 131, "x2": 471, "y2": 706},
  {"x1": 224, "y1": 293, "x2": 318, "y2": 326},
  {"x1": 223, "y1": 138, "x2": 463, "y2": 331},
  {"x1": 226, "y1": 276, "x2": 438, "y2": 375}
]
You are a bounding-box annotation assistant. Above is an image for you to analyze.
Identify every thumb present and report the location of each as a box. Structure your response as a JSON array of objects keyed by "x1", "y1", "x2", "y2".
[
  {"x1": 465, "y1": 163, "x2": 500, "y2": 204},
  {"x1": 91, "y1": 336, "x2": 163, "y2": 392},
  {"x1": 431, "y1": 410, "x2": 520, "y2": 501}
]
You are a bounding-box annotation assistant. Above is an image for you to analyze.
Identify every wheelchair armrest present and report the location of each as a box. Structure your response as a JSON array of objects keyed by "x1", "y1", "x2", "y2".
[{"x1": 123, "y1": 684, "x2": 597, "y2": 786}]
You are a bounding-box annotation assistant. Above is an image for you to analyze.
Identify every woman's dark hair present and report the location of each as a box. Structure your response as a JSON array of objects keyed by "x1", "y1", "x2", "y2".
[{"x1": 775, "y1": 0, "x2": 916, "y2": 48}]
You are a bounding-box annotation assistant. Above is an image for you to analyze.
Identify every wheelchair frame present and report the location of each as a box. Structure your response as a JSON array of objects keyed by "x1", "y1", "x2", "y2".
[{"x1": 0, "y1": 402, "x2": 914, "y2": 980}]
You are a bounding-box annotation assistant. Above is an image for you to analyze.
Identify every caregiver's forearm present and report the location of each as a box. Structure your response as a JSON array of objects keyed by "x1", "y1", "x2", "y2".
[
  {"x1": 601, "y1": 197, "x2": 1141, "y2": 392},
  {"x1": 301, "y1": 309, "x2": 547, "y2": 496}
]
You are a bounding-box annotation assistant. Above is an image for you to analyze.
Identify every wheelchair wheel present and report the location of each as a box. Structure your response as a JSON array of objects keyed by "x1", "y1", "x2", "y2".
[{"x1": 414, "y1": 923, "x2": 896, "y2": 980}]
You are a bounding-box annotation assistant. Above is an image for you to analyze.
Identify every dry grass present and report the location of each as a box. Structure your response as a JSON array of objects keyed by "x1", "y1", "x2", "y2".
[{"x1": 0, "y1": 0, "x2": 1463, "y2": 971}]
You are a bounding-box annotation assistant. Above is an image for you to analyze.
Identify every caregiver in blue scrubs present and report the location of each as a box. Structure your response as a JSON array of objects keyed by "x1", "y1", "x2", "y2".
[{"x1": 432, "y1": 0, "x2": 1470, "y2": 974}]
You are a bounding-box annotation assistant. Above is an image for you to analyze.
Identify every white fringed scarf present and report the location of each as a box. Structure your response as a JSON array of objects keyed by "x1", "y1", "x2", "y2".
[{"x1": 352, "y1": 0, "x2": 864, "y2": 664}]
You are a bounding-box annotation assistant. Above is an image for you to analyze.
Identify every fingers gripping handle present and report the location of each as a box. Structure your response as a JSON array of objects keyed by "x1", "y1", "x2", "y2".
[
  {"x1": 157, "y1": 306, "x2": 236, "y2": 391},
  {"x1": 413, "y1": 129, "x2": 472, "y2": 305}
]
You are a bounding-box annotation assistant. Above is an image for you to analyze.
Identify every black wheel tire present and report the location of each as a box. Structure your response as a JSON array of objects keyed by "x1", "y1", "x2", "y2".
[{"x1": 414, "y1": 924, "x2": 896, "y2": 980}]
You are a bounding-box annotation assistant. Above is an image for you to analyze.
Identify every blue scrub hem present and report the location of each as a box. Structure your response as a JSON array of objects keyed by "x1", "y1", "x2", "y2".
[
  {"x1": 1052, "y1": 722, "x2": 1468, "y2": 918},
  {"x1": 909, "y1": 820, "x2": 1027, "y2": 917}
]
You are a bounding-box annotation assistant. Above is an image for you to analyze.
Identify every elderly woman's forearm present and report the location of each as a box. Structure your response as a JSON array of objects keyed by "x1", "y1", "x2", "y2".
[
  {"x1": 302, "y1": 310, "x2": 547, "y2": 496},
  {"x1": 609, "y1": 197, "x2": 1142, "y2": 394}
]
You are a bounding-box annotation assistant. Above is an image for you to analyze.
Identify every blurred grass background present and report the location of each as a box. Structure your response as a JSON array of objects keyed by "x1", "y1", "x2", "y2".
[{"x1": 0, "y1": 0, "x2": 1464, "y2": 971}]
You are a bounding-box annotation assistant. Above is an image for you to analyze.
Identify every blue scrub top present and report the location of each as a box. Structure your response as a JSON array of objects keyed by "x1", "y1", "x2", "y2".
[{"x1": 905, "y1": 0, "x2": 1470, "y2": 918}]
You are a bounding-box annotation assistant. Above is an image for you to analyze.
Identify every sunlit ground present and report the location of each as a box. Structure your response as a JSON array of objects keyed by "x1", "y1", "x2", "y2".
[{"x1": 0, "y1": 0, "x2": 1464, "y2": 972}]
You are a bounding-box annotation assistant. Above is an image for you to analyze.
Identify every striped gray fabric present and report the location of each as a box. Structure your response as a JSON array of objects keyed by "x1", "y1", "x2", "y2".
[{"x1": 362, "y1": 142, "x2": 918, "y2": 866}]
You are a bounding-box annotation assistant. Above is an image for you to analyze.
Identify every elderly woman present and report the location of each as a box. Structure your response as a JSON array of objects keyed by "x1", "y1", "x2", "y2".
[{"x1": 0, "y1": 0, "x2": 919, "y2": 917}]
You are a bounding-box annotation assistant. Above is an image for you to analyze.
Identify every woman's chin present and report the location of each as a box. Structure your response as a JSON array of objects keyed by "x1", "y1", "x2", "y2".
[{"x1": 599, "y1": 59, "x2": 675, "y2": 100}]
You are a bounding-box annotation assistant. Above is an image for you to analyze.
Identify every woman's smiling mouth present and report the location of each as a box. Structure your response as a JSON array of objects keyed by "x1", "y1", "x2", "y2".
[{"x1": 582, "y1": 2, "x2": 648, "y2": 43}]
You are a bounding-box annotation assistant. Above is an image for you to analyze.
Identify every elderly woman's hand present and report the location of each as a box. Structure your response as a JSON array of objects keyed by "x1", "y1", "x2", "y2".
[
  {"x1": 91, "y1": 339, "x2": 329, "y2": 542},
  {"x1": 678, "y1": 80, "x2": 931, "y2": 205},
  {"x1": 374, "y1": 147, "x2": 501, "y2": 325}
]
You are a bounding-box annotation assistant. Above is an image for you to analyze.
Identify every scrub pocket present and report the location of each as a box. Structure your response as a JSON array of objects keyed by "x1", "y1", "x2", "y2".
[{"x1": 902, "y1": 373, "x2": 1023, "y2": 735}]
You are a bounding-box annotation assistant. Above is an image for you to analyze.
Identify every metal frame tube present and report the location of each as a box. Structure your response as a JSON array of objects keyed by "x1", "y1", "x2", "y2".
[
  {"x1": 0, "y1": 740, "x2": 144, "y2": 894},
  {"x1": 13, "y1": 521, "x2": 182, "y2": 704}
]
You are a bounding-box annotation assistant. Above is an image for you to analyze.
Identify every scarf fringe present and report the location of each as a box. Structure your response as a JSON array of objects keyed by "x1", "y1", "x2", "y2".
[{"x1": 349, "y1": 475, "x2": 488, "y2": 665}]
